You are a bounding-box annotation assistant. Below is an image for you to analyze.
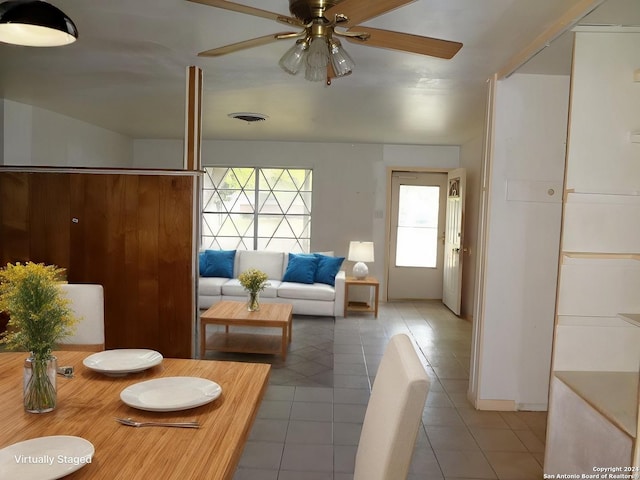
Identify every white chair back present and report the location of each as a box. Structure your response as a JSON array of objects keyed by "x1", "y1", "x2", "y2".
[
  {"x1": 58, "y1": 284, "x2": 105, "y2": 351},
  {"x1": 353, "y1": 333, "x2": 430, "y2": 480}
]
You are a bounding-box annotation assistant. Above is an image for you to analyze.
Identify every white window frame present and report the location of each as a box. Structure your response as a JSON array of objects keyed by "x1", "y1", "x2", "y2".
[{"x1": 201, "y1": 167, "x2": 312, "y2": 252}]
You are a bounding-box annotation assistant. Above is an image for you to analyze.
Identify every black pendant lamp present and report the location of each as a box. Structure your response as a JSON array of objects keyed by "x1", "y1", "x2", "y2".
[{"x1": 0, "y1": 0, "x2": 77, "y2": 47}]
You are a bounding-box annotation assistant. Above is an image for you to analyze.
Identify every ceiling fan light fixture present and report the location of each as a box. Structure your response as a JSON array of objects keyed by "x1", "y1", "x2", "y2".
[
  {"x1": 0, "y1": 0, "x2": 77, "y2": 47},
  {"x1": 278, "y1": 37, "x2": 309, "y2": 75},
  {"x1": 304, "y1": 36, "x2": 329, "y2": 82},
  {"x1": 329, "y1": 38, "x2": 354, "y2": 77}
]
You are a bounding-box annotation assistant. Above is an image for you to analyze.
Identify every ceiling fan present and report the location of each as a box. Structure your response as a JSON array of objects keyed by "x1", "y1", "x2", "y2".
[{"x1": 187, "y1": 0, "x2": 463, "y2": 84}]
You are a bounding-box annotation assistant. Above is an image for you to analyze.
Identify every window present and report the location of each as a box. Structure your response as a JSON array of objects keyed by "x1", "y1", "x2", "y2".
[
  {"x1": 395, "y1": 185, "x2": 439, "y2": 268},
  {"x1": 202, "y1": 167, "x2": 312, "y2": 252}
]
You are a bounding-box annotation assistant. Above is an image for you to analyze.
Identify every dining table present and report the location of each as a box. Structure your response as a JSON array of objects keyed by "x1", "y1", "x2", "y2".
[{"x1": 0, "y1": 350, "x2": 271, "y2": 479}]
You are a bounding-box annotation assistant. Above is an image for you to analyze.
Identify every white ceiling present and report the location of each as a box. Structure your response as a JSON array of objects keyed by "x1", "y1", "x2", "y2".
[{"x1": 0, "y1": 0, "x2": 637, "y2": 145}]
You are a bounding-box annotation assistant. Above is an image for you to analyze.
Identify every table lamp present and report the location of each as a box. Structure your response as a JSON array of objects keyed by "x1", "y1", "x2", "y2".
[{"x1": 348, "y1": 241, "x2": 374, "y2": 279}]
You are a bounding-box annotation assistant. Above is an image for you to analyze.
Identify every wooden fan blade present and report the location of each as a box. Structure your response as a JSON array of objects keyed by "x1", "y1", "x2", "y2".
[
  {"x1": 198, "y1": 33, "x2": 295, "y2": 57},
  {"x1": 187, "y1": 0, "x2": 303, "y2": 27},
  {"x1": 345, "y1": 26, "x2": 462, "y2": 59},
  {"x1": 325, "y1": 0, "x2": 415, "y2": 26}
]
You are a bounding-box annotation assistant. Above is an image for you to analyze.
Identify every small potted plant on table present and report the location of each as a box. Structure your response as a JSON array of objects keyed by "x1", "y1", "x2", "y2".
[
  {"x1": 0, "y1": 262, "x2": 76, "y2": 413},
  {"x1": 238, "y1": 269, "x2": 268, "y2": 312}
]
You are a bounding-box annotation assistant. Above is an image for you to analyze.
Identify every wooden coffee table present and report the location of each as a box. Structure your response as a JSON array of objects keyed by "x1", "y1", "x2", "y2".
[{"x1": 200, "y1": 301, "x2": 293, "y2": 360}]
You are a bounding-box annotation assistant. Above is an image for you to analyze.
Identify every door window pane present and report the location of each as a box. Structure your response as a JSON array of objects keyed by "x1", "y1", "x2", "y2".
[{"x1": 395, "y1": 185, "x2": 439, "y2": 267}]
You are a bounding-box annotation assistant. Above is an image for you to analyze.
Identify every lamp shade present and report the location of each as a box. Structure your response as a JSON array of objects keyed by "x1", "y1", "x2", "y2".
[
  {"x1": 348, "y1": 241, "x2": 374, "y2": 263},
  {"x1": 329, "y1": 39, "x2": 355, "y2": 77},
  {"x1": 305, "y1": 36, "x2": 328, "y2": 82},
  {"x1": 0, "y1": 0, "x2": 78, "y2": 47},
  {"x1": 279, "y1": 38, "x2": 308, "y2": 75}
]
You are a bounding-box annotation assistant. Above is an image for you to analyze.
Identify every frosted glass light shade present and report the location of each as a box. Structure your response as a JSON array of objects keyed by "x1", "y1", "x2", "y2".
[
  {"x1": 279, "y1": 39, "x2": 308, "y2": 75},
  {"x1": 305, "y1": 36, "x2": 328, "y2": 82},
  {"x1": 329, "y1": 39, "x2": 354, "y2": 77}
]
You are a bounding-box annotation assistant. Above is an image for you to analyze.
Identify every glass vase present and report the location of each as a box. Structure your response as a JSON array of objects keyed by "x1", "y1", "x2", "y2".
[
  {"x1": 247, "y1": 291, "x2": 260, "y2": 312},
  {"x1": 23, "y1": 354, "x2": 57, "y2": 413}
]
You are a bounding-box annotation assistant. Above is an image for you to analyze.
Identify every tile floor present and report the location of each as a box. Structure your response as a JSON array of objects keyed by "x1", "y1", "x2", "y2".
[{"x1": 202, "y1": 301, "x2": 547, "y2": 480}]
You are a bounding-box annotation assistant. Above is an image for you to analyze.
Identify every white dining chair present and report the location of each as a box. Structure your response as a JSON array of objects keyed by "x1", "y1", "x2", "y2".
[
  {"x1": 57, "y1": 284, "x2": 105, "y2": 351},
  {"x1": 353, "y1": 333, "x2": 430, "y2": 480}
]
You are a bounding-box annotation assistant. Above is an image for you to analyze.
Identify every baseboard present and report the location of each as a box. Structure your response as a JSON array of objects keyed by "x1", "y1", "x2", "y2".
[
  {"x1": 474, "y1": 398, "x2": 517, "y2": 411},
  {"x1": 516, "y1": 402, "x2": 548, "y2": 411},
  {"x1": 471, "y1": 397, "x2": 549, "y2": 411}
]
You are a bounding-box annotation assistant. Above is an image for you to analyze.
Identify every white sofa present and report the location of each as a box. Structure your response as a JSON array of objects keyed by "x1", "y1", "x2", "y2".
[{"x1": 198, "y1": 250, "x2": 345, "y2": 317}]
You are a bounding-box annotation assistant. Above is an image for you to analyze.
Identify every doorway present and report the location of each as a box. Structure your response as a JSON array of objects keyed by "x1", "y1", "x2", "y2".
[{"x1": 387, "y1": 171, "x2": 448, "y2": 300}]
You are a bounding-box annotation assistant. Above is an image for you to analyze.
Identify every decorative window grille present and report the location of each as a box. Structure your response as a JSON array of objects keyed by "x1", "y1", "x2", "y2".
[{"x1": 202, "y1": 167, "x2": 312, "y2": 252}]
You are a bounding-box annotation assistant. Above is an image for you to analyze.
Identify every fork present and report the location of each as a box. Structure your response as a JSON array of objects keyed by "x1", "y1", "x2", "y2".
[{"x1": 115, "y1": 417, "x2": 200, "y2": 428}]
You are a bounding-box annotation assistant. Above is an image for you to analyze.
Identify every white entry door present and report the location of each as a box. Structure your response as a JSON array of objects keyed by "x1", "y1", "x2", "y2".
[
  {"x1": 443, "y1": 168, "x2": 466, "y2": 315},
  {"x1": 387, "y1": 172, "x2": 448, "y2": 300}
]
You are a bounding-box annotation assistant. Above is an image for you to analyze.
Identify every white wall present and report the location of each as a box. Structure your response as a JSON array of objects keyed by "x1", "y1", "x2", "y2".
[
  {"x1": 3, "y1": 100, "x2": 132, "y2": 167},
  {"x1": 478, "y1": 74, "x2": 569, "y2": 410},
  {"x1": 460, "y1": 135, "x2": 484, "y2": 320},
  {"x1": 133, "y1": 139, "x2": 461, "y2": 287},
  {"x1": 133, "y1": 139, "x2": 184, "y2": 169}
]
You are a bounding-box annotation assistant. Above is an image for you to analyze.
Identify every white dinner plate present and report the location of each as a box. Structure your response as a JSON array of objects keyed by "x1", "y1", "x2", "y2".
[
  {"x1": 120, "y1": 376, "x2": 222, "y2": 412},
  {"x1": 0, "y1": 435, "x2": 94, "y2": 480},
  {"x1": 83, "y1": 349, "x2": 163, "y2": 376}
]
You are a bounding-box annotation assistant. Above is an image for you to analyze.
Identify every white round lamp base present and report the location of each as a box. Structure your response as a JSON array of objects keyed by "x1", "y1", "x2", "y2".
[{"x1": 352, "y1": 262, "x2": 369, "y2": 280}]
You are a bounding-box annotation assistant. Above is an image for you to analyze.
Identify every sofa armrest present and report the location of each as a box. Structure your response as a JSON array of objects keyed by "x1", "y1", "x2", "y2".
[{"x1": 333, "y1": 270, "x2": 346, "y2": 317}]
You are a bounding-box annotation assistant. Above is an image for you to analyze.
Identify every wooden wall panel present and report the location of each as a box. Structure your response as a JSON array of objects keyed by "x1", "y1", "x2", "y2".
[
  {"x1": 79, "y1": 175, "x2": 110, "y2": 283},
  {"x1": 68, "y1": 174, "x2": 86, "y2": 278},
  {"x1": 0, "y1": 170, "x2": 195, "y2": 358},
  {"x1": 103, "y1": 174, "x2": 129, "y2": 350},
  {"x1": 29, "y1": 173, "x2": 71, "y2": 270},
  {"x1": 121, "y1": 175, "x2": 141, "y2": 351},
  {"x1": 158, "y1": 176, "x2": 194, "y2": 358},
  {"x1": 134, "y1": 175, "x2": 161, "y2": 351},
  {"x1": 0, "y1": 172, "x2": 30, "y2": 264}
]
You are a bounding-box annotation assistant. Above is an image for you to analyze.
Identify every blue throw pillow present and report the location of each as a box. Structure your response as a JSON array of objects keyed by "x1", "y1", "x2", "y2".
[
  {"x1": 200, "y1": 249, "x2": 236, "y2": 278},
  {"x1": 283, "y1": 253, "x2": 319, "y2": 284},
  {"x1": 314, "y1": 254, "x2": 345, "y2": 286},
  {"x1": 198, "y1": 251, "x2": 207, "y2": 274}
]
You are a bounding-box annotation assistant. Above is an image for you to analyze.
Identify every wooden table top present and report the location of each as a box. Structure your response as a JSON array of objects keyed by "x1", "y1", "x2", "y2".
[
  {"x1": 0, "y1": 351, "x2": 270, "y2": 479},
  {"x1": 201, "y1": 301, "x2": 293, "y2": 326}
]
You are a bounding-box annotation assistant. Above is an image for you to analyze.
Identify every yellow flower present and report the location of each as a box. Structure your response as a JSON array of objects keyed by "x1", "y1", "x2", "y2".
[
  {"x1": 0, "y1": 262, "x2": 77, "y2": 357},
  {"x1": 238, "y1": 269, "x2": 269, "y2": 294}
]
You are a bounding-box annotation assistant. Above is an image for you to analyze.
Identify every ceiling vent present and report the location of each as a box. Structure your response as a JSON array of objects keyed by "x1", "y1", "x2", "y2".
[{"x1": 228, "y1": 112, "x2": 268, "y2": 123}]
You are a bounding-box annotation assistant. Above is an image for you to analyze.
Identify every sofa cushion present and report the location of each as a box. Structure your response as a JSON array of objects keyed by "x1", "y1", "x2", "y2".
[
  {"x1": 283, "y1": 253, "x2": 319, "y2": 284},
  {"x1": 221, "y1": 278, "x2": 280, "y2": 298},
  {"x1": 200, "y1": 250, "x2": 235, "y2": 278},
  {"x1": 278, "y1": 282, "x2": 336, "y2": 301},
  {"x1": 237, "y1": 250, "x2": 284, "y2": 281},
  {"x1": 199, "y1": 277, "x2": 229, "y2": 297},
  {"x1": 314, "y1": 254, "x2": 345, "y2": 286}
]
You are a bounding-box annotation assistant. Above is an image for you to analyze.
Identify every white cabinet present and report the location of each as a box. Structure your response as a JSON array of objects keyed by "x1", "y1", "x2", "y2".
[
  {"x1": 544, "y1": 29, "x2": 640, "y2": 474},
  {"x1": 545, "y1": 375, "x2": 636, "y2": 474}
]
